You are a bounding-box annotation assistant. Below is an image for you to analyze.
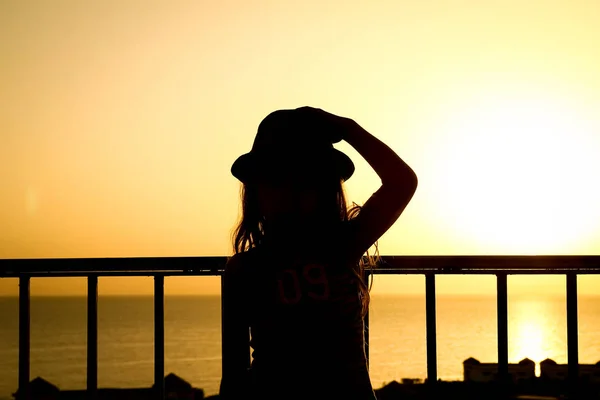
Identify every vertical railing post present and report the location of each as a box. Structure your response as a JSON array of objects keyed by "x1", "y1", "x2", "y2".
[
  {"x1": 363, "y1": 268, "x2": 370, "y2": 366},
  {"x1": 425, "y1": 273, "x2": 437, "y2": 384},
  {"x1": 87, "y1": 275, "x2": 98, "y2": 399},
  {"x1": 19, "y1": 276, "x2": 30, "y2": 400},
  {"x1": 221, "y1": 273, "x2": 226, "y2": 376},
  {"x1": 221, "y1": 273, "x2": 227, "y2": 375},
  {"x1": 154, "y1": 275, "x2": 165, "y2": 400},
  {"x1": 566, "y1": 273, "x2": 579, "y2": 392},
  {"x1": 497, "y1": 273, "x2": 509, "y2": 384}
]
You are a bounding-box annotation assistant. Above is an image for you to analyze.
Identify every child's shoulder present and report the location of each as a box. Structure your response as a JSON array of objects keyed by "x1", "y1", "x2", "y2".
[{"x1": 224, "y1": 248, "x2": 260, "y2": 276}]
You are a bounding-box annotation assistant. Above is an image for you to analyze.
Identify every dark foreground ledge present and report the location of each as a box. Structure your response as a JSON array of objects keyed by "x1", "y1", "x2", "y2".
[{"x1": 13, "y1": 377, "x2": 600, "y2": 400}]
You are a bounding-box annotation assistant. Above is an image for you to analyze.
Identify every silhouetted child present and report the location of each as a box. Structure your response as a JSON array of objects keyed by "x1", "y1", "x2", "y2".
[{"x1": 220, "y1": 106, "x2": 418, "y2": 400}]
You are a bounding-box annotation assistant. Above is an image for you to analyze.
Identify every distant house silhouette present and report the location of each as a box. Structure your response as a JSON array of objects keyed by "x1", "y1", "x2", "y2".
[
  {"x1": 13, "y1": 377, "x2": 60, "y2": 400},
  {"x1": 463, "y1": 357, "x2": 535, "y2": 383},
  {"x1": 540, "y1": 358, "x2": 600, "y2": 384},
  {"x1": 154, "y1": 373, "x2": 195, "y2": 399},
  {"x1": 374, "y1": 380, "x2": 404, "y2": 400},
  {"x1": 13, "y1": 373, "x2": 204, "y2": 400}
]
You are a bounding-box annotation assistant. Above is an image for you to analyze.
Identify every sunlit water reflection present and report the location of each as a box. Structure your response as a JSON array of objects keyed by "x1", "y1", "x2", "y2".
[{"x1": 509, "y1": 296, "x2": 567, "y2": 376}]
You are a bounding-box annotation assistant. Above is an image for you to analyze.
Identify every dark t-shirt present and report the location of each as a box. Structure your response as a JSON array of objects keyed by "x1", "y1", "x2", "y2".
[
  {"x1": 223, "y1": 181, "x2": 416, "y2": 399},
  {"x1": 234, "y1": 224, "x2": 376, "y2": 399}
]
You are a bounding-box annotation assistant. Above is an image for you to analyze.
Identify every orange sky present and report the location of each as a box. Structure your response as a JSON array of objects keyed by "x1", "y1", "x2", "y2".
[{"x1": 1, "y1": 0, "x2": 600, "y2": 296}]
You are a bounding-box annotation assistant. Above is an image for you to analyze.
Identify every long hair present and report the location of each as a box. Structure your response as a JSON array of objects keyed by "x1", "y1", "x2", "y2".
[{"x1": 231, "y1": 177, "x2": 380, "y2": 316}]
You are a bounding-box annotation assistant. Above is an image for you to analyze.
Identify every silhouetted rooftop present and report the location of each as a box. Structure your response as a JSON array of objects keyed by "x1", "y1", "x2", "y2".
[{"x1": 12, "y1": 373, "x2": 204, "y2": 400}]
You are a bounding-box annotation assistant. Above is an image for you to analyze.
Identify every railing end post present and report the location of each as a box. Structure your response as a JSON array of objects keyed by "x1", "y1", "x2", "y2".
[{"x1": 566, "y1": 273, "x2": 579, "y2": 394}]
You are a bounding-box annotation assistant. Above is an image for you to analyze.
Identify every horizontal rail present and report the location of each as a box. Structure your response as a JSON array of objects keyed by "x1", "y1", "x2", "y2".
[
  {"x1": 1, "y1": 255, "x2": 600, "y2": 277},
  {"x1": 0, "y1": 256, "x2": 227, "y2": 276},
  {"x1": 2, "y1": 255, "x2": 597, "y2": 400}
]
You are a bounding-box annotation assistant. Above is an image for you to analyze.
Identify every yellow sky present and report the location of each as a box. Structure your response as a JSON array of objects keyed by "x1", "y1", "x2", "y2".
[{"x1": 1, "y1": 0, "x2": 600, "y2": 296}]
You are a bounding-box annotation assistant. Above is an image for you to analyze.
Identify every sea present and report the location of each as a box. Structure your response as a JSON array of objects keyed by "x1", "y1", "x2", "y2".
[{"x1": 1, "y1": 294, "x2": 600, "y2": 399}]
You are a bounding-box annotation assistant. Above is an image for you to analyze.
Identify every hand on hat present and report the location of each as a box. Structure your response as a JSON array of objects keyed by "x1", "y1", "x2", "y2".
[{"x1": 294, "y1": 106, "x2": 356, "y2": 144}]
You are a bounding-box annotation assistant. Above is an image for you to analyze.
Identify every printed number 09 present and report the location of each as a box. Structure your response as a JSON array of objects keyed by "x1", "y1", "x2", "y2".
[{"x1": 277, "y1": 264, "x2": 330, "y2": 305}]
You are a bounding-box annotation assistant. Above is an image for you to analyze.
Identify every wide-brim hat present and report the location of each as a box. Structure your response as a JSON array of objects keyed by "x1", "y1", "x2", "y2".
[{"x1": 231, "y1": 109, "x2": 355, "y2": 184}]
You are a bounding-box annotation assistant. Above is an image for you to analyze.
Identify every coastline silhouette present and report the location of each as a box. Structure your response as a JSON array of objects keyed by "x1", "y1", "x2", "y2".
[{"x1": 14, "y1": 358, "x2": 600, "y2": 400}]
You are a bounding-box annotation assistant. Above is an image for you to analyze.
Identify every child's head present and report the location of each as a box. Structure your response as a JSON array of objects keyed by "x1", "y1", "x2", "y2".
[{"x1": 231, "y1": 109, "x2": 356, "y2": 251}]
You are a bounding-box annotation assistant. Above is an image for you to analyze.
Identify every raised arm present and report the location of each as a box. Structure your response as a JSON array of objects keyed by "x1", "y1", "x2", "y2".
[
  {"x1": 219, "y1": 254, "x2": 251, "y2": 399},
  {"x1": 342, "y1": 119, "x2": 418, "y2": 261}
]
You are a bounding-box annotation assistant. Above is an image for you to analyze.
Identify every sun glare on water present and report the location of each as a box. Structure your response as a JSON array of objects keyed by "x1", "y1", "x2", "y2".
[
  {"x1": 509, "y1": 296, "x2": 567, "y2": 375},
  {"x1": 429, "y1": 89, "x2": 600, "y2": 254}
]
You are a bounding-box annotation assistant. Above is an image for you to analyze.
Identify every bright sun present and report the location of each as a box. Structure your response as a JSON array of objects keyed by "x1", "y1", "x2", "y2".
[{"x1": 430, "y1": 90, "x2": 600, "y2": 254}]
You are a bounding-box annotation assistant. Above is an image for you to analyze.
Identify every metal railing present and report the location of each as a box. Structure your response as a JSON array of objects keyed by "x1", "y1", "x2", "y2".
[{"x1": 1, "y1": 255, "x2": 599, "y2": 399}]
